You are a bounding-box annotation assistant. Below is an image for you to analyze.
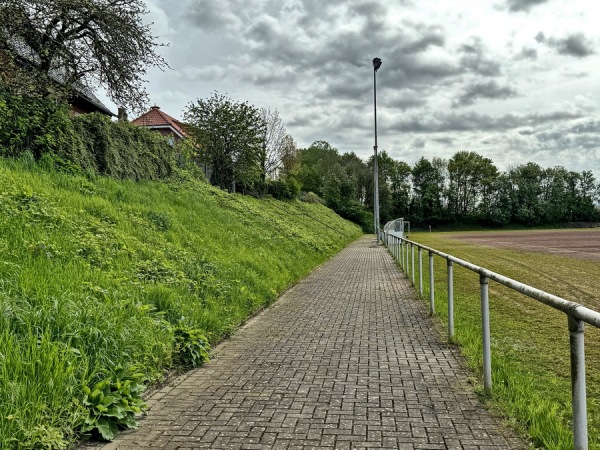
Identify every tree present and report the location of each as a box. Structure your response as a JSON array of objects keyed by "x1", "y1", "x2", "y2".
[
  {"x1": 184, "y1": 92, "x2": 265, "y2": 193},
  {"x1": 447, "y1": 151, "x2": 497, "y2": 219},
  {"x1": 508, "y1": 162, "x2": 544, "y2": 226},
  {"x1": 0, "y1": 0, "x2": 167, "y2": 111},
  {"x1": 410, "y1": 157, "x2": 445, "y2": 225},
  {"x1": 258, "y1": 108, "x2": 291, "y2": 181},
  {"x1": 296, "y1": 141, "x2": 341, "y2": 196}
]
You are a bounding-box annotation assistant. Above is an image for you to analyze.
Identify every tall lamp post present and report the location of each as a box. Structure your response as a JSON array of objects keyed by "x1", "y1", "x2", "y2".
[{"x1": 372, "y1": 57, "x2": 382, "y2": 241}]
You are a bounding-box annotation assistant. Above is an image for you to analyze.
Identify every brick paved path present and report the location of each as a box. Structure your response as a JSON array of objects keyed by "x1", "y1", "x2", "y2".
[{"x1": 100, "y1": 236, "x2": 525, "y2": 449}]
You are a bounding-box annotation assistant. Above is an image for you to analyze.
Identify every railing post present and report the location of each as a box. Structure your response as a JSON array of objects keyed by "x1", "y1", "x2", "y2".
[
  {"x1": 447, "y1": 260, "x2": 454, "y2": 341},
  {"x1": 400, "y1": 239, "x2": 404, "y2": 270},
  {"x1": 568, "y1": 315, "x2": 588, "y2": 450},
  {"x1": 480, "y1": 274, "x2": 492, "y2": 393},
  {"x1": 411, "y1": 244, "x2": 415, "y2": 286},
  {"x1": 418, "y1": 247, "x2": 423, "y2": 298},
  {"x1": 429, "y1": 251, "x2": 435, "y2": 315},
  {"x1": 405, "y1": 240, "x2": 409, "y2": 273}
]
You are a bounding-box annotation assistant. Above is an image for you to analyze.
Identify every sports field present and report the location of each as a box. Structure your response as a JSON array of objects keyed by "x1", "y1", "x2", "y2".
[
  {"x1": 450, "y1": 228, "x2": 600, "y2": 262},
  {"x1": 408, "y1": 229, "x2": 600, "y2": 449}
]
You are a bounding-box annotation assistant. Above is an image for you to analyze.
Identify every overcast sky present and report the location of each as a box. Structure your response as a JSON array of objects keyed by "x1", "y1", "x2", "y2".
[{"x1": 101, "y1": 0, "x2": 600, "y2": 174}]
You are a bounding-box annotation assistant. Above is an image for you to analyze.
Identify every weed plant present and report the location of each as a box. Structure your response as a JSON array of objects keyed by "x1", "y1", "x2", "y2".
[
  {"x1": 0, "y1": 155, "x2": 361, "y2": 448},
  {"x1": 409, "y1": 231, "x2": 600, "y2": 450}
]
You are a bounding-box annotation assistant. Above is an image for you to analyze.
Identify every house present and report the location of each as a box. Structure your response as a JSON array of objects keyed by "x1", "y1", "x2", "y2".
[
  {"x1": 2, "y1": 36, "x2": 115, "y2": 117},
  {"x1": 69, "y1": 86, "x2": 116, "y2": 117},
  {"x1": 131, "y1": 105, "x2": 211, "y2": 179},
  {"x1": 131, "y1": 106, "x2": 188, "y2": 146}
]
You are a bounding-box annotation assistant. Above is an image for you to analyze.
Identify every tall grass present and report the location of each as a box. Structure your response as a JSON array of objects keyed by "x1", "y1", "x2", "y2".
[
  {"x1": 409, "y1": 231, "x2": 600, "y2": 450},
  {"x1": 0, "y1": 155, "x2": 362, "y2": 448}
]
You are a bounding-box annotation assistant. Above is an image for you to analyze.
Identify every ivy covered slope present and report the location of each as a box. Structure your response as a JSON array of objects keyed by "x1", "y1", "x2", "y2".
[{"x1": 0, "y1": 156, "x2": 361, "y2": 448}]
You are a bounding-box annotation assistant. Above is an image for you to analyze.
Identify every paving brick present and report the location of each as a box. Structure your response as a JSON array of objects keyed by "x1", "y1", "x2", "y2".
[{"x1": 93, "y1": 236, "x2": 525, "y2": 449}]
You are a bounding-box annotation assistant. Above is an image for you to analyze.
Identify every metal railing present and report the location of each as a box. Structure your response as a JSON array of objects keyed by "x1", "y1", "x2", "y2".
[
  {"x1": 382, "y1": 218, "x2": 410, "y2": 245},
  {"x1": 383, "y1": 231, "x2": 600, "y2": 450}
]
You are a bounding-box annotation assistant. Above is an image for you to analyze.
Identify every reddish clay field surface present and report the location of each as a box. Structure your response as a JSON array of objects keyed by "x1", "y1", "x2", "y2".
[{"x1": 449, "y1": 229, "x2": 600, "y2": 262}]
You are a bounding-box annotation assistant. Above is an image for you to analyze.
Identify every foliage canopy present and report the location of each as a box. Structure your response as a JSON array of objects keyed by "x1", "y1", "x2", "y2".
[
  {"x1": 185, "y1": 92, "x2": 265, "y2": 193},
  {"x1": 0, "y1": 0, "x2": 167, "y2": 112}
]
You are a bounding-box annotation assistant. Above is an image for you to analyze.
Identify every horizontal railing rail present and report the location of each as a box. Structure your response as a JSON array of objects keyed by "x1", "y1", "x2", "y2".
[{"x1": 383, "y1": 230, "x2": 600, "y2": 450}]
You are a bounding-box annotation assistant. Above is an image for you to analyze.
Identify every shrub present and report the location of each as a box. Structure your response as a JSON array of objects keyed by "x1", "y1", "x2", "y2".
[
  {"x1": 81, "y1": 366, "x2": 147, "y2": 441},
  {"x1": 300, "y1": 191, "x2": 324, "y2": 204},
  {"x1": 0, "y1": 90, "x2": 82, "y2": 161},
  {"x1": 0, "y1": 91, "x2": 176, "y2": 181},
  {"x1": 173, "y1": 326, "x2": 211, "y2": 368},
  {"x1": 267, "y1": 178, "x2": 295, "y2": 200},
  {"x1": 73, "y1": 114, "x2": 175, "y2": 180}
]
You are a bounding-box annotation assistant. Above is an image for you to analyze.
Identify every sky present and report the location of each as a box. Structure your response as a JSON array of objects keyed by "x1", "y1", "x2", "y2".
[{"x1": 100, "y1": 0, "x2": 600, "y2": 174}]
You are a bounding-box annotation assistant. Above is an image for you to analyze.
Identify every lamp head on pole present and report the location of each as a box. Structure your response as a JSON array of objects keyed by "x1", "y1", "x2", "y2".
[{"x1": 373, "y1": 57, "x2": 382, "y2": 72}]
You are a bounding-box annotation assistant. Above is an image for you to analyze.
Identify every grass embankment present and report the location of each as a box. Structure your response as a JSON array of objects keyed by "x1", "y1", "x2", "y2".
[
  {"x1": 408, "y1": 231, "x2": 600, "y2": 450},
  {"x1": 0, "y1": 156, "x2": 362, "y2": 449}
]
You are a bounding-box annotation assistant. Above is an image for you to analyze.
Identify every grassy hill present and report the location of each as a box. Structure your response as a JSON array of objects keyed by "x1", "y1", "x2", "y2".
[{"x1": 0, "y1": 155, "x2": 361, "y2": 449}]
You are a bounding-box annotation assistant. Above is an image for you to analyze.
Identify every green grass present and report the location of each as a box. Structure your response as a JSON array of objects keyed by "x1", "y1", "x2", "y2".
[
  {"x1": 0, "y1": 156, "x2": 362, "y2": 448},
  {"x1": 403, "y1": 231, "x2": 600, "y2": 450}
]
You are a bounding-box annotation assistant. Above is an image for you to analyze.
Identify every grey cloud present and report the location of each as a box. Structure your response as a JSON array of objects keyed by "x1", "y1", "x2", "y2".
[
  {"x1": 518, "y1": 129, "x2": 535, "y2": 135},
  {"x1": 402, "y1": 27, "x2": 445, "y2": 54},
  {"x1": 453, "y1": 80, "x2": 518, "y2": 107},
  {"x1": 554, "y1": 34, "x2": 595, "y2": 57},
  {"x1": 349, "y1": 1, "x2": 388, "y2": 22},
  {"x1": 505, "y1": 0, "x2": 551, "y2": 12},
  {"x1": 326, "y1": 76, "x2": 370, "y2": 101},
  {"x1": 535, "y1": 128, "x2": 600, "y2": 150},
  {"x1": 412, "y1": 138, "x2": 426, "y2": 148},
  {"x1": 386, "y1": 110, "x2": 584, "y2": 133},
  {"x1": 535, "y1": 31, "x2": 546, "y2": 43},
  {"x1": 186, "y1": 0, "x2": 244, "y2": 32},
  {"x1": 460, "y1": 39, "x2": 502, "y2": 76},
  {"x1": 385, "y1": 90, "x2": 428, "y2": 111},
  {"x1": 515, "y1": 47, "x2": 537, "y2": 60},
  {"x1": 383, "y1": 51, "x2": 461, "y2": 86},
  {"x1": 536, "y1": 130, "x2": 563, "y2": 142},
  {"x1": 433, "y1": 137, "x2": 455, "y2": 145},
  {"x1": 569, "y1": 121, "x2": 600, "y2": 134},
  {"x1": 536, "y1": 32, "x2": 595, "y2": 58}
]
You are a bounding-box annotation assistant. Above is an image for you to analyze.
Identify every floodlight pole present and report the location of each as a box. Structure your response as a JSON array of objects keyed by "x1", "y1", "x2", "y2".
[{"x1": 373, "y1": 57, "x2": 382, "y2": 242}]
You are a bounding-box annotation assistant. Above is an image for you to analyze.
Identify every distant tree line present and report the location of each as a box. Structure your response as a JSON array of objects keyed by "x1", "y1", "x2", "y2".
[{"x1": 292, "y1": 143, "x2": 600, "y2": 230}]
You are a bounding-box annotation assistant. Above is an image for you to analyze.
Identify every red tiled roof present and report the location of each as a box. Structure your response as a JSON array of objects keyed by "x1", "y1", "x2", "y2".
[{"x1": 132, "y1": 106, "x2": 187, "y2": 138}]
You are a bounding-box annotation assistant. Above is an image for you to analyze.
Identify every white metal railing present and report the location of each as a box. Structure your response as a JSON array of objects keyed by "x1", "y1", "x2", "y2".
[
  {"x1": 383, "y1": 230, "x2": 600, "y2": 450},
  {"x1": 382, "y1": 218, "x2": 410, "y2": 244}
]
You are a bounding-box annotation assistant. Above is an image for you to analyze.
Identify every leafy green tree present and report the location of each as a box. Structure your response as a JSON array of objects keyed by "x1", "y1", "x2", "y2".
[
  {"x1": 366, "y1": 151, "x2": 411, "y2": 224},
  {"x1": 340, "y1": 152, "x2": 370, "y2": 204},
  {"x1": 447, "y1": 151, "x2": 497, "y2": 219},
  {"x1": 485, "y1": 174, "x2": 514, "y2": 226},
  {"x1": 410, "y1": 157, "x2": 445, "y2": 225},
  {"x1": 508, "y1": 162, "x2": 544, "y2": 225},
  {"x1": 576, "y1": 170, "x2": 600, "y2": 221},
  {"x1": 0, "y1": 0, "x2": 167, "y2": 112},
  {"x1": 184, "y1": 92, "x2": 265, "y2": 193},
  {"x1": 296, "y1": 141, "x2": 341, "y2": 196},
  {"x1": 540, "y1": 166, "x2": 570, "y2": 223}
]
